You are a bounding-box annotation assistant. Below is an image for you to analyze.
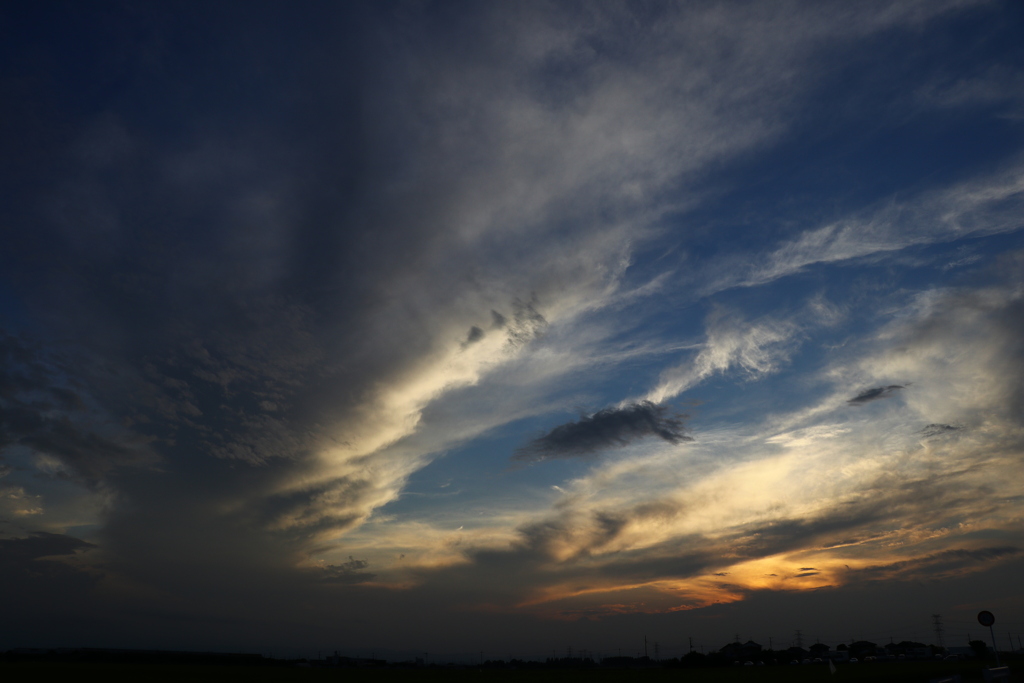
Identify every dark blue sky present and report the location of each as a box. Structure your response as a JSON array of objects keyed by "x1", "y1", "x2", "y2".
[{"x1": 2, "y1": 0, "x2": 1024, "y2": 659}]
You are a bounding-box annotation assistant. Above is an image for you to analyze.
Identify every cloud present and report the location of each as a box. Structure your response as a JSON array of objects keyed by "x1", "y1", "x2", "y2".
[
  {"x1": 0, "y1": 533, "x2": 101, "y2": 630},
  {"x1": 514, "y1": 401, "x2": 690, "y2": 462},
  {"x1": 0, "y1": 531, "x2": 95, "y2": 562},
  {"x1": 846, "y1": 385, "x2": 904, "y2": 405},
  {"x1": 0, "y1": 0, "x2": 983, "y2": 558},
  {"x1": 646, "y1": 309, "x2": 797, "y2": 403},
  {"x1": 0, "y1": 332, "x2": 154, "y2": 485},
  {"x1": 732, "y1": 165, "x2": 1024, "y2": 292},
  {"x1": 0, "y1": 0, "x2": 1019, "y2": 652},
  {"x1": 321, "y1": 556, "x2": 376, "y2": 584},
  {"x1": 504, "y1": 298, "x2": 548, "y2": 350},
  {"x1": 463, "y1": 326, "x2": 485, "y2": 346},
  {"x1": 363, "y1": 261, "x2": 1024, "y2": 618},
  {"x1": 849, "y1": 546, "x2": 1022, "y2": 583},
  {"x1": 853, "y1": 262, "x2": 1024, "y2": 426},
  {"x1": 915, "y1": 64, "x2": 1024, "y2": 114},
  {"x1": 416, "y1": 265, "x2": 1024, "y2": 614},
  {"x1": 921, "y1": 423, "x2": 961, "y2": 437},
  {"x1": 0, "y1": 483, "x2": 43, "y2": 518}
]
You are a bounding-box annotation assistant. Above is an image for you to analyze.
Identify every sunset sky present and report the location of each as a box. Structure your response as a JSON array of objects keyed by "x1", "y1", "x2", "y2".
[{"x1": 2, "y1": 0, "x2": 1024, "y2": 660}]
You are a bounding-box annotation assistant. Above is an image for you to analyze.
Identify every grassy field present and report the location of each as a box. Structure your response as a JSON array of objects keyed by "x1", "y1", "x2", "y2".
[{"x1": 0, "y1": 660, "x2": 1017, "y2": 683}]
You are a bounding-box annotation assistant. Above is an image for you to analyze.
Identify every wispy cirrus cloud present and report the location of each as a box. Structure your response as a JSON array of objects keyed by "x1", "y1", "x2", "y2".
[
  {"x1": 731, "y1": 165, "x2": 1024, "y2": 292},
  {"x1": 646, "y1": 309, "x2": 798, "y2": 404}
]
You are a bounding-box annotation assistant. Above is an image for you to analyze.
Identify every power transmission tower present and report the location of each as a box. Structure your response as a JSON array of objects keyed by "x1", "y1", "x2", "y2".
[
  {"x1": 932, "y1": 614, "x2": 945, "y2": 649},
  {"x1": 795, "y1": 630, "x2": 803, "y2": 648}
]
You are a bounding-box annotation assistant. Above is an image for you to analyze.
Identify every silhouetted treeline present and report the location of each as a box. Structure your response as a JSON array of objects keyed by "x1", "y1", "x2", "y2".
[
  {"x1": 3, "y1": 647, "x2": 266, "y2": 665},
  {"x1": 6, "y1": 642, "x2": 1018, "y2": 670}
]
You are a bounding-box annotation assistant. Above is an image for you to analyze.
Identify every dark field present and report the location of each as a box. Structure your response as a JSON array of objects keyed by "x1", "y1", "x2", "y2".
[{"x1": 0, "y1": 661, "x2": 1016, "y2": 683}]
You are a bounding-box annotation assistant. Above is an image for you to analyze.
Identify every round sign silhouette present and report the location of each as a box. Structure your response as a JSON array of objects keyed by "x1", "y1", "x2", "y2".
[{"x1": 977, "y1": 610, "x2": 995, "y2": 627}]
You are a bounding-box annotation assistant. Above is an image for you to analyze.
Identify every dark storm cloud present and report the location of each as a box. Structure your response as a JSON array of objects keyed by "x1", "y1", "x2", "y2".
[
  {"x1": 1, "y1": 2, "x2": 688, "y2": 641},
  {"x1": 847, "y1": 385, "x2": 904, "y2": 405},
  {"x1": 515, "y1": 401, "x2": 690, "y2": 462},
  {"x1": 0, "y1": 0, "x2": 489, "y2": 530},
  {"x1": 1, "y1": 0, "x2": 603, "y2": 549}
]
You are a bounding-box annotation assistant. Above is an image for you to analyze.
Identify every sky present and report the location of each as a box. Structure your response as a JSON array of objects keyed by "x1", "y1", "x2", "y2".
[{"x1": 2, "y1": 0, "x2": 1024, "y2": 661}]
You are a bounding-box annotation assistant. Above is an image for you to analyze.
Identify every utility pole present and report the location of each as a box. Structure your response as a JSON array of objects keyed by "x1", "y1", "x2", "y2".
[
  {"x1": 734, "y1": 633, "x2": 741, "y2": 644},
  {"x1": 933, "y1": 615, "x2": 945, "y2": 650},
  {"x1": 644, "y1": 636, "x2": 648, "y2": 658},
  {"x1": 689, "y1": 636, "x2": 693, "y2": 653},
  {"x1": 795, "y1": 630, "x2": 803, "y2": 648}
]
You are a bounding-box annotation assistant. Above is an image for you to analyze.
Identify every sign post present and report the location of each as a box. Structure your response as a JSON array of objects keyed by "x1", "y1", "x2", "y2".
[{"x1": 977, "y1": 611, "x2": 1000, "y2": 667}]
